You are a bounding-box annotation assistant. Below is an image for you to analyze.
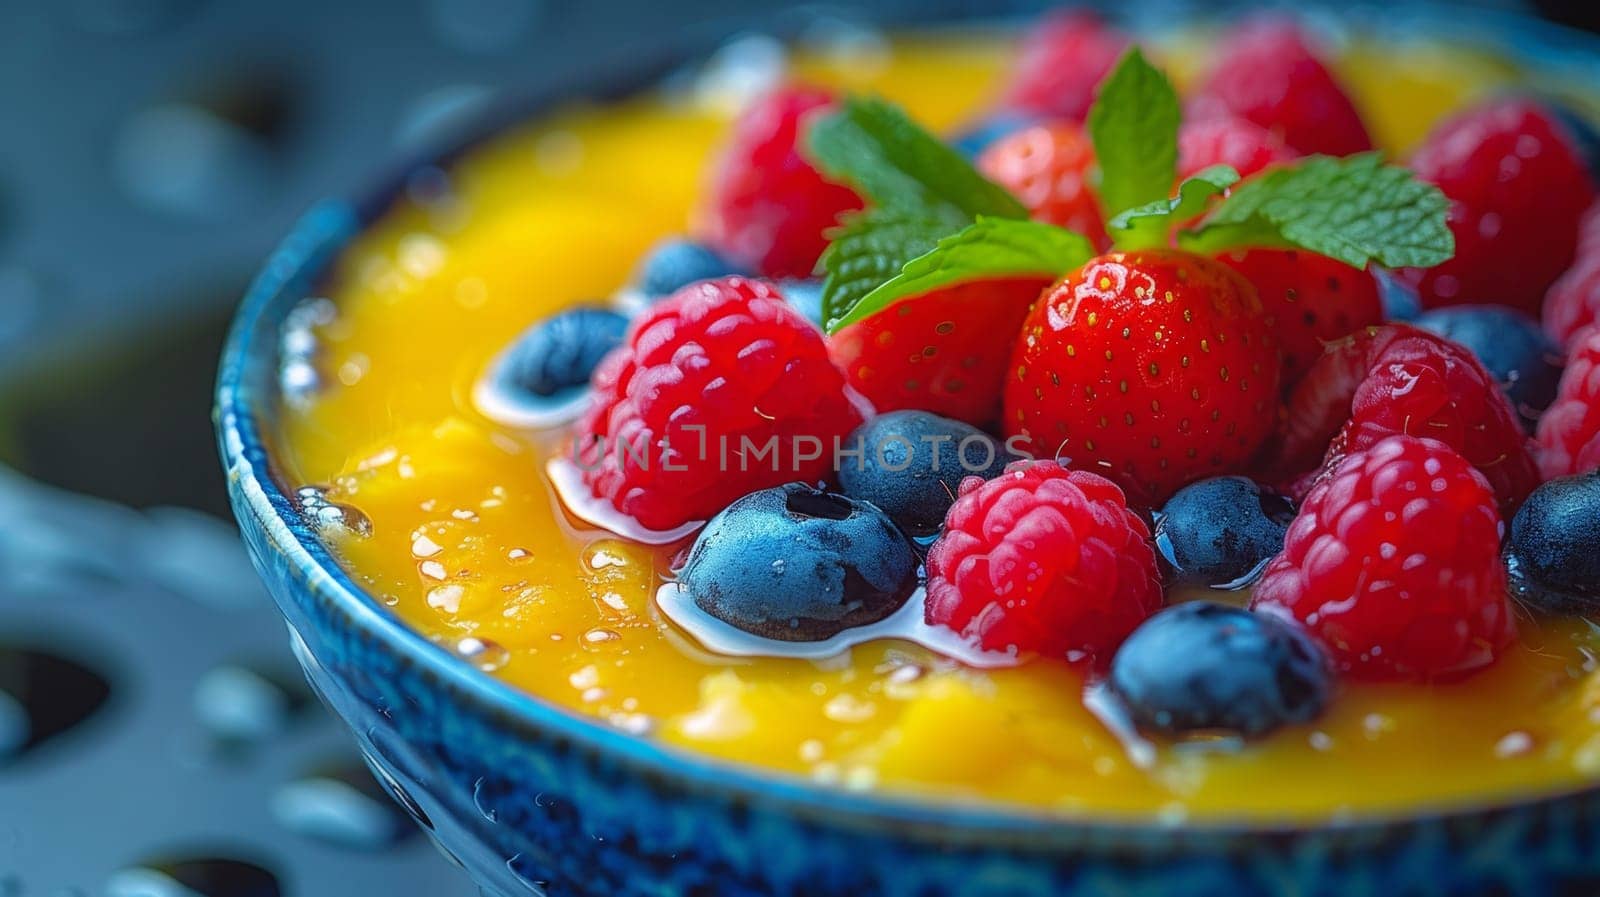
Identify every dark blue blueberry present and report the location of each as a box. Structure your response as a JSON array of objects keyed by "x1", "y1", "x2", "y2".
[
  {"x1": 778, "y1": 278, "x2": 825, "y2": 329},
  {"x1": 1109, "y1": 602, "x2": 1333, "y2": 739},
  {"x1": 499, "y1": 306, "x2": 627, "y2": 398},
  {"x1": 1413, "y1": 304, "x2": 1564, "y2": 431},
  {"x1": 1547, "y1": 100, "x2": 1600, "y2": 182},
  {"x1": 635, "y1": 239, "x2": 748, "y2": 299},
  {"x1": 949, "y1": 112, "x2": 1040, "y2": 159},
  {"x1": 1374, "y1": 266, "x2": 1421, "y2": 321},
  {"x1": 1153, "y1": 477, "x2": 1295, "y2": 589},
  {"x1": 837, "y1": 410, "x2": 1015, "y2": 537},
  {"x1": 679, "y1": 483, "x2": 918, "y2": 642},
  {"x1": 1506, "y1": 471, "x2": 1600, "y2": 614}
]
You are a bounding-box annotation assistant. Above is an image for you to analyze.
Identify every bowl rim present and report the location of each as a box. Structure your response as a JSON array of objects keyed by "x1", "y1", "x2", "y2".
[{"x1": 216, "y1": 1, "x2": 1600, "y2": 846}]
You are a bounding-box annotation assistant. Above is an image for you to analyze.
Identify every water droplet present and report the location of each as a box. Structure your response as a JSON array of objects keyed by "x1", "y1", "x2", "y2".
[
  {"x1": 193, "y1": 665, "x2": 306, "y2": 744},
  {"x1": 411, "y1": 534, "x2": 442, "y2": 558},
  {"x1": 271, "y1": 763, "x2": 413, "y2": 851},
  {"x1": 583, "y1": 543, "x2": 628, "y2": 570},
  {"x1": 106, "y1": 857, "x2": 282, "y2": 897},
  {"x1": 583, "y1": 628, "x2": 620, "y2": 645},
  {"x1": 426, "y1": 585, "x2": 465, "y2": 614},
  {"x1": 452, "y1": 637, "x2": 509, "y2": 672},
  {"x1": 295, "y1": 486, "x2": 372, "y2": 538}
]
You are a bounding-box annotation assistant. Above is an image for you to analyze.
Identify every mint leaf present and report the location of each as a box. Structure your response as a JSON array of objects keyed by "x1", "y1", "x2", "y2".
[
  {"x1": 829, "y1": 217, "x2": 1093, "y2": 331},
  {"x1": 805, "y1": 96, "x2": 1026, "y2": 221},
  {"x1": 816, "y1": 209, "x2": 953, "y2": 329},
  {"x1": 1178, "y1": 153, "x2": 1455, "y2": 269},
  {"x1": 1108, "y1": 165, "x2": 1240, "y2": 250},
  {"x1": 1088, "y1": 47, "x2": 1181, "y2": 220}
]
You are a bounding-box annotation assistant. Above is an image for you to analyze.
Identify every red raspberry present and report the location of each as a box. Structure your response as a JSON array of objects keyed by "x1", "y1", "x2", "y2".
[
  {"x1": 702, "y1": 86, "x2": 865, "y2": 279},
  {"x1": 1535, "y1": 329, "x2": 1600, "y2": 479},
  {"x1": 1188, "y1": 18, "x2": 1372, "y2": 157},
  {"x1": 1217, "y1": 248, "x2": 1382, "y2": 389},
  {"x1": 575, "y1": 278, "x2": 864, "y2": 531},
  {"x1": 925, "y1": 462, "x2": 1162, "y2": 660},
  {"x1": 1544, "y1": 256, "x2": 1600, "y2": 351},
  {"x1": 1178, "y1": 114, "x2": 1298, "y2": 181},
  {"x1": 1252, "y1": 435, "x2": 1514, "y2": 681},
  {"x1": 1401, "y1": 99, "x2": 1595, "y2": 314},
  {"x1": 1275, "y1": 324, "x2": 1540, "y2": 514},
  {"x1": 998, "y1": 10, "x2": 1129, "y2": 122},
  {"x1": 977, "y1": 123, "x2": 1108, "y2": 249}
]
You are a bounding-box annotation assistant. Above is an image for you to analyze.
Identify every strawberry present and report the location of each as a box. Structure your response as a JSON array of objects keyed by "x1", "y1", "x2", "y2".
[
  {"x1": 977, "y1": 123, "x2": 1109, "y2": 249},
  {"x1": 998, "y1": 10, "x2": 1130, "y2": 122},
  {"x1": 1004, "y1": 249, "x2": 1281, "y2": 504},
  {"x1": 1217, "y1": 248, "x2": 1383, "y2": 389},
  {"x1": 828, "y1": 278, "x2": 1051, "y2": 427},
  {"x1": 1178, "y1": 114, "x2": 1298, "y2": 181}
]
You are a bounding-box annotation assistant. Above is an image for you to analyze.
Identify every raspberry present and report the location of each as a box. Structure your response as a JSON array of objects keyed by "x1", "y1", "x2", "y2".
[
  {"x1": 1252, "y1": 435, "x2": 1514, "y2": 681},
  {"x1": 1188, "y1": 18, "x2": 1372, "y2": 157},
  {"x1": 575, "y1": 278, "x2": 864, "y2": 531},
  {"x1": 1544, "y1": 253, "x2": 1600, "y2": 351},
  {"x1": 924, "y1": 462, "x2": 1162, "y2": 660},
  {"x1": 1178, "y1": 114, "x2": 1297, "y2": 181},
  {"x1": 1401, "y1": 99, "x2": 1595, "y2": 313},
  {"x1": 998, "y1": 10, "x2": 1129, "y2": 122},
  {"x1": 1277, "y1": 324, "x2": 1540, "y2": 514},
  {"x1": 1535, "y1": 329, "x2": 1600, "y2": 479},
  {"x1": 976, "y1": 123, "x2": 1108, "y2": 249},
  {"x1": 703, "y1": 86, "x2": 865, "y2": 279}
]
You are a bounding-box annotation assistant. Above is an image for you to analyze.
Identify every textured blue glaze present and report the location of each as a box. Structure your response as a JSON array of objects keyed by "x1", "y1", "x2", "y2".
[{"x1": 216, "y1": 9, "x2": 1600, "y2": 895}]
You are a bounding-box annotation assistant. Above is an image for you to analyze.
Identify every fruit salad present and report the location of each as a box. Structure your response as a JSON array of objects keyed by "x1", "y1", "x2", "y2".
[{"x1": 274, "y1": 13, "x2": 1600, "y2": 820}]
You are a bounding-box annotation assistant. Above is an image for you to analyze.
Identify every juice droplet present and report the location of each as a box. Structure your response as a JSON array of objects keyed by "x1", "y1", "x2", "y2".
[
  {"x1": 454, "y1": 637, "x2": 510, "y2": 672},
  {"x1": 584, "y1": 628, "x2": 621, "y2": 644}
]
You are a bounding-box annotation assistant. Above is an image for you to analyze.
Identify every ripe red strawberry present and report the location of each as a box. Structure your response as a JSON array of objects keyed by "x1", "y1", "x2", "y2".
[
  {"x1": 1004, "y1": 250, "x2": 1281, "y2": 504},
  {"x1": 828, "y1": 277, "x2": 1052, "y2": 427},
  {"x1": 1535, "y1": 328, "x2": 1600, "y2": 479},
  {"x1": 1274, "y1": 323, "x2": 1540, "y2": 514},
  {"x1": 1252, "y1": 435, "x2": 1514, "y2": 681},
  {"x1": 576, "y1": 278, "x2": 863, "y2": 531},
  {"x1": 1178, "y1": 114, "x2": 1298, "y2": 181},
  {"x1": 703, "y1": 86, "x2": 865, "y2": 279},
  {"x1": 998, "y1": 10, "x2": 1130, "y2": 122},
  {"x1": 925, "y1": 461, "x2": 1162, "y2": 659},
  {"x1": 1401, "y1": 98, "x2": 1595, "y2": 313},
  {"x1": 1217, "y1": 248, "x2": 1383, "y2": 389},
  {"x1": 1188, "y1": 18, "x2": 1372, "y2": 157},
  {"x1": 977, "y1": 123, "x2": 1109, "y2": 249}
]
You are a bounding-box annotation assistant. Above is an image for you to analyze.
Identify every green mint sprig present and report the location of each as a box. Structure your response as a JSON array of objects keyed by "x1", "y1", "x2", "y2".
[{"x1": 1088, "y1": 47, "x2": 1182, "y2": 222}]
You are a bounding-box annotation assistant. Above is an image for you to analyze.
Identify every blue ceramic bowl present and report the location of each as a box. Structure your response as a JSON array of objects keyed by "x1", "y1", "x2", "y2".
[{"x1": 217, "y1": 7, "x2": 1600, "y2": 896}]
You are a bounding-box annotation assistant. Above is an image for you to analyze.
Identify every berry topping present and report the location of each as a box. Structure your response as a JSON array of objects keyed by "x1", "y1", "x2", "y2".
[
  {"x1": 1414, "y1": 305, "x2": 1564, "y2": 432},
  {"x1": 1108, "y1": 602, "x2": 1332, "y2": 739},
  {"x1": 575, "y1": 277, "x2": 863, "y2": 531},
  {"x1": 703, "y1": 86, "x2": 865, "y2": 279},
  {"x1": 828, "y1": 277, "x2": 1051, "y2": 427},
  {"x1": 924, "y1": 461, "x2": 1162, "y2": 659},
  {"x1": 1218, "y1": 248, "x2": 1383, "y2": 389},
  {"x1": 498, "y1": 306, "x2": 628, "y2": 398},
  {"x1": 836, "y1": 410, "x2": 1015, "y2": 537},
  {"x1": 1535, "y1": 328, "x2": 1600, "y2": 479},
  {"x1": 1177, "y1": 114, "x2": 1297, "y2": 181},
  {"x1": 1252, "y1": 435, "x2": 1515, "y2": 681},
  {"x1": 679, "y1": 483, "x2": 918, "y2": 642},
  {"x1": 1005, "y1": 249, "x2": 1280, "y2": 504},
  {"x1": 998, "y1": 10, "x2": 1129, "y2": 122},
  {"x1": 1277, "y1": 324, "x2": 1540, "y2": 514},
  {"x1": 1154, "y1": 476, "x2": 1296, "y2": 589},
  {"x1": 635, "y1": 239, "x2": 748, "y2": 299},
  {"x1": 1188, "y1": 18, "x2": 1372, "y2": 157},
  {"x1": 1505, "y1": 471, "x2": 1600, "y2": 615},
  {"x1": 1401, "y1": 98, "x2": 1596, "y2": 313},
  {"x1": 977, "y1": 123, "x2": 1108, "y2": 249}
]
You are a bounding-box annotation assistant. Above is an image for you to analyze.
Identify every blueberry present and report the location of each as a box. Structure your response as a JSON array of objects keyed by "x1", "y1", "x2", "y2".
[
  {"x1": 1547, "y1": 100, "x2": 1600, "y2": 181},
  {"x1": 1153, "y1": 477, "x2": 1295, "y2": 589},
  {"x1": 778, "y1": 278, "x2": 825, "y2": 329},
  {"x1": 837, "y1": 410, "x2": 1015, "y2": 537},
  {"x1": 679, "y1": 483, "x2": 918, "y2": 642},
  {"x1": 499, "y1": 306, "x2": 628, "y2": 398},
  {"x1": 1413, "y1": 305, "x2": 1564, "y2": 431},
  {"x1": 635, "y1": 239, "x2": 748, "y2": 299},
  {"x1": 1374, "y1": 266, "x2": 1421, "y2": 321},
  {"x1": 1109, "y1": 602, "x2": 1333, "y2": 739},
  {"x1": 949, "y1": 112, "x2": 1040, "y2": 159},
  {"x1": 1505, "y1": 471, "x2": 1600, "y2": 614}
]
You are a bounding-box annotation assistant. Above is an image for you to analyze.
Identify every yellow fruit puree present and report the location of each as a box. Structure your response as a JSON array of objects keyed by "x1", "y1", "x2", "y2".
[{"x1": 273, "y1": 28, "x2": 1600, "y2": 820}]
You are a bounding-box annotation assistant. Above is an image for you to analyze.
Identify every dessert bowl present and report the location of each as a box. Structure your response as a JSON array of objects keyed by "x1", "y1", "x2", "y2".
[{"x1": 217, "y1": 4, "x2": 1600, "y2": 895}]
